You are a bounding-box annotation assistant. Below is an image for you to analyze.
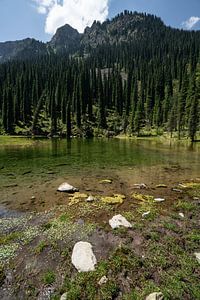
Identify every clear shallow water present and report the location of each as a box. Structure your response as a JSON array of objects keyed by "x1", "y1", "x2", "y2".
[{"x1": 0, "y1": 137, "x2": 200, "y2": 188}]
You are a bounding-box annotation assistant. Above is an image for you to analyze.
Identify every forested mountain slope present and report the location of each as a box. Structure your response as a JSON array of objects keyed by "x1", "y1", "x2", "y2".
[{"x1": 0, "y1": 11, "x2": 200, "y2": 140}]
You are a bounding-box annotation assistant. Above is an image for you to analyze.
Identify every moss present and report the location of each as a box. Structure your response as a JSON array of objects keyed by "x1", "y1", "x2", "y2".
[
  {"x1": 68, "y1": 193, "x2": 88, "y2": 206},
  {"x1": 101, "y1": 194, "x2": 125, "y2": 205},
  {"x1": 132, "y1": 193, "x2": 154, "y2": 203}
]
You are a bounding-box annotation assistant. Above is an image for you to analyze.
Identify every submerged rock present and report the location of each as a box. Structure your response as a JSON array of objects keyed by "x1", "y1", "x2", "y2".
[
  {"x1": 156, "y1": 184, "x2": 167, "y2": 188},
  {"x1": 71, "y1": 242, "x2": 97, "y2": 272},
  {"x1": 109, "y1": 214, "x2": 132, "y2": 229},
  {"x1": 145, "y1": 292, "x2": 164, "y2": 300},
  {"x1": 172, "y1": 188, "x2": 183, "y2": 193},
  {"x1": 99, "y1": 179, "x2": 112, "y2": 184},
  {"x1": 194, "y1": 252, "x2": 200, "y2": 264},
  {"x1": 133, "y1": 183, "x2": 147, "y2": 189},
  {"x1": 57, "y1": 182, "x2": 78, "y2": 193}
]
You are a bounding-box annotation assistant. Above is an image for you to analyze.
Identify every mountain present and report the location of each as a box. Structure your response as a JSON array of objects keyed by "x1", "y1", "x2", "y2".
[
  {"x1": 49, "y1": 24, "x2": 81, "y2": 54},
  {"x1": 0, "y1": 38, "x2": 47, "y2": 63},
  {"x1": 0, "y1": 11, "x2": 199, "y2": 63}
]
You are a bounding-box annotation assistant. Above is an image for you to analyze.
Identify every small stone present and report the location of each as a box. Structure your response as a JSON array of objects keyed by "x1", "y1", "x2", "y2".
[
  {"x1": 57, "y1": 182, "x2": 78, "y2": 193},
  {"x1": 145, "y1": 292, "x2": 164, "y2": 300},
  {"x1": 133, "y1": 183, "x2": 147, "y2": 189},
  {"x1": 86, "y1": 195, "x2": 96, "y2": 202},
  {"x1": 72, "y1": 242, "x2": 97, "y2": 272},
  {"x1": 193, "y1": 197, "x2": 199, "y2": 201},
  {"x1": 172, "y1": 188, "x2": 183, "y2": 193},
  {"x1": 31, "y1": 196, "x2": 36, "y2": 200},
  {"x1": 77, "y1": 219, "x2": 85, "y2": 225},
  {"x1": 154, "y1": 198, "x2": 165, "y2": 202},
  {"x1": 194, "y1": 252, "x2": 200, "y2": 264},
  {"x1": 60, "y1": 292, "x2": 68, "y2": 300},
  {"x1": 142, "y1": 211, "x2": 150, "y2": 218},
  {"x1": 179, "y1": 213, "x2": 184, "y2": 218},
  {"x1": 98, "y1": 276, "x2": 108, "y2": 285},
  {"x1": 109, "y1": 214, "x2": 132, "y2": 229}
]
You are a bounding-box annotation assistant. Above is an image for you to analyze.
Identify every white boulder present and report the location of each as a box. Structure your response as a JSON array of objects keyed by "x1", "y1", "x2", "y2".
[
  {"x1": 109, "y1": 214, "x2": 132, "y2": 229},
  {"x1": 57, "y1": 182, "x2": 78, "y2": 193},
  {"x1": 71, "y1": 242, "x2": 97, "y2": 272},
  {"x1": 145, "y1": 292, "x2": 164, "y2": 300}
]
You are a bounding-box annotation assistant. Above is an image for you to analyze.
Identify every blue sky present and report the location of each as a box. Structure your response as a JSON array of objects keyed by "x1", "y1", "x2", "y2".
[{"x1": 0, "y1": 0, "x2": 200, "y2": 42}]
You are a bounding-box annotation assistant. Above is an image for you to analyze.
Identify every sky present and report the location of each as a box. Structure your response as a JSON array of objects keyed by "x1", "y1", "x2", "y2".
[{"x1": 0, "y1": 0, "x2": 200, "y2": 42}]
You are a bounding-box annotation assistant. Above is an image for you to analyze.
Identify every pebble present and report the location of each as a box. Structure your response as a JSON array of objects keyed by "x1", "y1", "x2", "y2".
[
  {"x1": 142, "y1": 211, "x2": 150, "y2": 218},
  {"x1": 98, "y1": 276, "x2": 108, "y2": 285},
  {"x1": 154, "y1": 198, "x2": 165, "y2": 202},
  {"x1": 179, "y1": 213, "x2": 184, "y2": 218}
]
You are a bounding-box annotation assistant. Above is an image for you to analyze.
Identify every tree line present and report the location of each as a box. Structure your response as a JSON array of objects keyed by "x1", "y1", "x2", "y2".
[{"x1": 0, "y1": 12, "x2": 200, "y2": 140}]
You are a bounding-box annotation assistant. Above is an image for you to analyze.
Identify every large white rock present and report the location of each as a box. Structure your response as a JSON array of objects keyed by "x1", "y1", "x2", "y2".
[
  {"x1": 145, "y1": 292, "x2": 164, "y2": 300},
  {"x1": 71, "y1": 242, "x2": 97, "y2": 272},
  {"x1": 57, "y1": 182, "x2": 78, "y2": 193},
  {"x1": 109, "y1": 214, "x2": 132, "y2": 229}
]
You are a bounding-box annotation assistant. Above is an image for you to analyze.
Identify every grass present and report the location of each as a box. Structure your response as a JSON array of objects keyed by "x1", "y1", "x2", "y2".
[
  {"x1": 35, "y1": 241, "x2": 48, "y2": 254},
  {"x1": 0, "y1": 264, "x2": 5, "y2": 286},
  {"x1": 174, "y1": 200, "x2": 195, "y2": 211},
  {"x1": 43, "y1": 270, "x2": 56, "y2": 285}
]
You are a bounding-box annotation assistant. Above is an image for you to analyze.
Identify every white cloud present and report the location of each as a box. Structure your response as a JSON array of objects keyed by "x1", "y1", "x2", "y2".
[
  {"x1": 33, "y1": 0, "x2": 109, "y2": 34},
  {"x1": 182, "y1": 16, "x2": 200, "y2": 30}
]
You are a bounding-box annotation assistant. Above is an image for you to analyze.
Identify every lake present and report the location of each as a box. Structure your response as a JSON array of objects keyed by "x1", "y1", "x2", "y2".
[{"x1": 0, "y1": 137, "x2": 200, "y2": 211}]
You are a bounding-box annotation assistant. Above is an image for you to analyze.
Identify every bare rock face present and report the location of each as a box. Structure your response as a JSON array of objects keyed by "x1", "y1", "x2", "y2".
[
  {"x1": 57, "y1": 182, "x2": 78, "y2": 193},
  {"x1": 145, "y1": 292, "x2": 164, "y2": 300},
  {"x1": 109, "y1": 214, "x2": 132, "y2": 229},
  {"x1": 71, "y1": 242, "x2": 97, "y2": 272}
]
